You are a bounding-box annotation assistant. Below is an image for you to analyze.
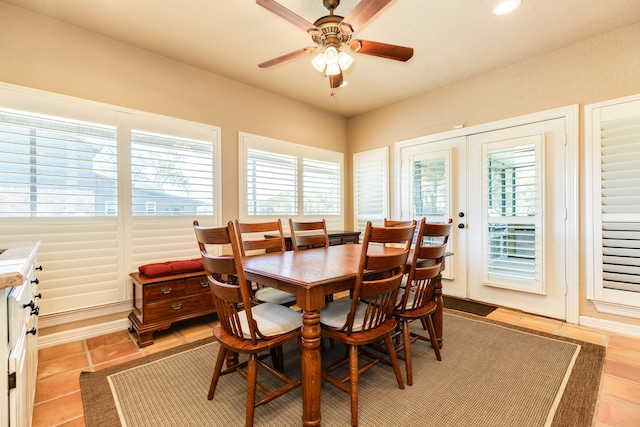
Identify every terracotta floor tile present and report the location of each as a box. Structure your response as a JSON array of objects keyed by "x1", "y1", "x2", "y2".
[
  {"x1": 596, "y1": 394, "x2": 640, "y2": 426},
  {"x1": 557, "y1": 323, "x2": 608, "y2": 345},
  {"x1": 34, "y1": 369, "x2": 82, "y2": 403},
  {"x1": 486, "y1": 307, "x2": 525, "y2": 324},
  {"x1": 32, "y1": 391, "x2": 84, "y2": 427},
  {"x1": 604, "y1": 359, "x2": 640, "y2": 384},
  {"x1": 601, "y1": 374, "x2": 640, "y2": 405},
  {"x1": 89, "y1": 340, "x2": 141, "y2": 365},
  {"x1": 36, "y1": 353, "x2": 90, "y2": 380},
  {"x1": 86, "y1": 330, "x2": 133, "y2": 350},
  {"x1": 608, "y1": 333, "x2": 640, "y2": 353},
  {"x1": 38, "y1": 341, "x2": 86, "y2": 363},
  {"x1": 517, "y1": 315, "x2": 563, "y2": 334},
  {"x1": 606, "y1": 345, "x2": 640, "y2": 367}
]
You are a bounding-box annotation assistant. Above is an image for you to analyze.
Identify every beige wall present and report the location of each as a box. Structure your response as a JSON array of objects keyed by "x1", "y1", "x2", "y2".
[
  {"x1": 0, "y1": 3, "x2": 349, "y2": 225},
  {"x1": 347, "y1": 22, "x2": 640, "y2": 326},
  {"x1": 3, "y1": 2, "x2": 640, "y2": 328}
]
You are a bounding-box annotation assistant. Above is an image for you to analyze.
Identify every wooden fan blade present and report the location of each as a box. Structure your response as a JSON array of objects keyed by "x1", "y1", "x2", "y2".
[
  {"x1": 256, "y1": 0, "x2": 318, "y2": 32},
  {"x1": 258, "y1": 47, "x2": 316, "y2": 68},
  {"x1": 350, "y1": 39, "x2": 414, "y2": 61},
  {"x1": 329, "y1": 71, "x2": 344, "y2": 89},
  {"x1": 341, "y1": 0, "x2": 393, "y2": 33}
]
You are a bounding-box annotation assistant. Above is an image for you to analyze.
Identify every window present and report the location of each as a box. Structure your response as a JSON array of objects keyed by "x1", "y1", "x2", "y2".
[
  {"x1": 0, "y1": 83, "x2": 221, "y2": 316},
  {"x1": 0, "y1": 108, "x2": 117, "y2": 217},
  {"x1": 239, "y1": 132, "x2": 344, "y2": 230},
  {"x1": 586, "y1": 94, "x2": 640, "y2": 316},
  {"x1": 353, "y1": 148, "x2": 388, "y2": 232},
  {"x1": 131, "y1": 130, "x2": 215, "y2": 217}
]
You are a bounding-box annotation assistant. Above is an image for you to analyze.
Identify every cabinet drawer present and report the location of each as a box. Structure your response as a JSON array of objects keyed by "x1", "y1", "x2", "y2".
[
  {"x1": 145, "y1": 295, "x2": 205, "y2": 322},
  {"x1": 184, "y1": 276, "x2": 210, "y2": 295},
  {"x1": 144, "y1": 281, "x2": 186, "y2": 301}
]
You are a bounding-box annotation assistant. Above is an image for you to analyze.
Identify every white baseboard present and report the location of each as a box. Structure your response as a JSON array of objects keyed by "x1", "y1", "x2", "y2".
[
  {"x1": 580, "y1": 315, "x2": 640, "y2": 338},
  {"x1": 38, "y1": 317, "x2": 132, "y2": 348},
  {"x1": 38, "y1": 301, "x2": 132, "y2": 329}
]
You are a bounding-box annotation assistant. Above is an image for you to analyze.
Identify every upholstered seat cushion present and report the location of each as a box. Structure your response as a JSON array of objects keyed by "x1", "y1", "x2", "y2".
[
  {"x1": 255, "y1": 287, "x2": 297, "y2": 305},
  {"x1": 138, "y1": 258, "x2": 204, "y2": 277},
  {"x1": 238, "y1": 302, "x2": 302, "y2": 338},
  {"x1": 319, "y1": 298, "x2": 368, "y2": 330}
]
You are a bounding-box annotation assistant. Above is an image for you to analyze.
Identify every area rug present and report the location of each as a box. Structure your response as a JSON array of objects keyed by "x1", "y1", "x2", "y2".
[
  {"x1": 443, "y1": 295, "x2": 498, "y2": 316},
  {"x1": 80, "y1": 312, "x2": 605, "y2": 427}
]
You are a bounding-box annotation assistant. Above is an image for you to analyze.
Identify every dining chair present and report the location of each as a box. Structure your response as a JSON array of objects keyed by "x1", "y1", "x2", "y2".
[
  {"x1": 234, "y1": 220, "x2": 297, "y2": 306},
  {"x1": 319, "y1": 221, "x2": 415, "y2": 426},
  {"x1": 193, "y1": 221, "x2": 302, "y2": 427},
  {"x1": 393, "y1": 217, "x2": 452, "y2": 385},
  {"x1": 289, "y1": 218, "x2": 330, "y2": 251}
]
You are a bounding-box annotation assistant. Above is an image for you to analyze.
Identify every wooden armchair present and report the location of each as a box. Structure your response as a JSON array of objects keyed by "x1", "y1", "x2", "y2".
[
  {"x1": 319, "y1": 221, "x2": 415, "y2": 426},
  {"x1": 394, "y1": 218, "x2": 452, "y2": 385},
  {"x1": 193, "y1": 221, "x2": 302, "y2": 427}
]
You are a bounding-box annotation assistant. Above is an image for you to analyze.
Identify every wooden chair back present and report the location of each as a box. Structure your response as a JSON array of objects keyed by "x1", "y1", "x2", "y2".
[
  {"x1": 235, "y1": 220, "x2": 286, "y2": 256},
  {"x1": 398, "y1": 218, "x2": 450, "y2": 312},
  {"x1": 383, "y1": 218, "x2": 416, "y2": 228},
  {"x1": 345, "y1": 221, "x2": 415, "y2": 334},
  {"x1": 289, "y1": 219, "x2": 330, "y2": 251},
  {"x1": 193, "y1": 220, "x2": 260, "y2": 344}
]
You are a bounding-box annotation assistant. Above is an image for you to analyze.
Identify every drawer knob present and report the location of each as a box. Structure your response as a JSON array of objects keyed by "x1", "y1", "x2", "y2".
[
  {"x1": 26, "y1": 327, "x2": 37, "y2": 336},
  {"x1": 36, "y1": 265, "x2": 43, "y2": 271},
  {"x1": 200, "y1": 280, "x2": 209, "y2": 288},
  {"x1": 31, "y1": 306, "x2": 40, "y2": 316},
  {"x1": 161, "y1": 286, "x2": 172, "y2": 294},
  {"x1": 23, "y1": 301, "x2": 35, "y2": 310},
  {"x1": 34, "y1": 293, "x2": 42, "y2": 299},
  {"x1": 171, "y1": 302, "x2": 182, "y2": 310},
  {"x1": 31, "y1": 278, "x2": 39, "y2": 285}
]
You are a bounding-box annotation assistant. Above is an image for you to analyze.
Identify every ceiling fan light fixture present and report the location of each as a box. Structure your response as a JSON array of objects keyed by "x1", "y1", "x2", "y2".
[
  {"x1": 325, "y1": 63, "x2": 341, "y2": 76},
  {"x1": 338, "y1": 51, "x2": 353, "y2": 70},
  {"x1": 311, "y1": 53, "x2": 326, "y2": 72},
  {"x1": 493, "y1": 0, "x2": 521, "y2": 15},
  {"x1": 323, "y1": 46, "x2": 339, "y2": 64}
]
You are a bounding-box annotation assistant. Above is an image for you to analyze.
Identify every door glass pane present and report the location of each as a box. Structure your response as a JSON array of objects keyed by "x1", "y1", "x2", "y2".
[{"x1": 483, "y1": 137, "x2": 544, "y2": 292}]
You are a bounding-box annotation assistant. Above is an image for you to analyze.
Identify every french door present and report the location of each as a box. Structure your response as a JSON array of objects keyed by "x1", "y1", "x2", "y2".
[{"x1": 399, "y1": 116, "x2": 572, "y2": 320}]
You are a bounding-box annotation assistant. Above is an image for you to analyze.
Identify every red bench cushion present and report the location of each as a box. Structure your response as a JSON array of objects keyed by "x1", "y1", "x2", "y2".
[{"x1": 138, "y1": 258, "x2": 204, "y2": 277}]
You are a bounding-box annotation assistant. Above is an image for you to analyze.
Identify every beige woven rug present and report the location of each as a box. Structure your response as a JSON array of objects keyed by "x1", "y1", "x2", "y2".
[{"x1": 80, "y1": 312, "x2": 605, "y2": 427}]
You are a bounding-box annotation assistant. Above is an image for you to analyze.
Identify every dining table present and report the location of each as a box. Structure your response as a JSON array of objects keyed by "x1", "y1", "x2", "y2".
[{"x1": 241, "y1": 243, "x2": 446, "y2": 427}]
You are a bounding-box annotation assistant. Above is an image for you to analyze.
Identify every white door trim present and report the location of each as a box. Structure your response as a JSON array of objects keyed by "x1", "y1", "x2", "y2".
[{"x1": 394, "y1": 105, "x2": 579, "y2": 324}]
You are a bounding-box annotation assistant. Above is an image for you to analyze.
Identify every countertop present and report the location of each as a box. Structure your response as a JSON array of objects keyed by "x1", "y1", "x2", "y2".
[{"x1": 0, "y1": 241, "x2": 41, "y2": 289}]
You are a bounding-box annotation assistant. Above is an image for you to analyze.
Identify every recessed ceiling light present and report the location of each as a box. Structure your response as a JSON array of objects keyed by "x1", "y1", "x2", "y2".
[{"x1": 493, "y1": 0, "x2": 522, "y2": 15}]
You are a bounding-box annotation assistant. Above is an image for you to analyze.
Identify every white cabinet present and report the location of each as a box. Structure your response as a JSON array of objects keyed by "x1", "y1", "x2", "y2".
[{"x1": 1, "y1": 241, "x2": 41, "y2": 427}]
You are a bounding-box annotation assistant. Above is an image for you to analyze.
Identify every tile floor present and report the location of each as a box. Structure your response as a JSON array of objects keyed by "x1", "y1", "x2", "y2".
[{"x1": 33, "y1": 307, "x2": 640, "y2": 426}]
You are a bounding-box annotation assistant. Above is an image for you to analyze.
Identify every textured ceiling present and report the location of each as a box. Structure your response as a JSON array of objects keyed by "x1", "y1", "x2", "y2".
[{"x1": 3, "y1": 0, "x2": 640, "y2": 117}]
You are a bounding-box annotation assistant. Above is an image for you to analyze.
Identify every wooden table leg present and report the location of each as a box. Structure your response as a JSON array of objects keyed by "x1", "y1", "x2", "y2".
[
  {"x1": 300, "y1": 309, "x2": 322, "y2": 426},
  {"x1": 433, "y1": 273, "x2": 444, "y2": 348}
]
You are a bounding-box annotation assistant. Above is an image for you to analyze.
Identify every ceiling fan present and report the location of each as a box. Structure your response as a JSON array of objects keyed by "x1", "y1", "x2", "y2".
[{"x1": 256, "y1": 0, "x2": 414, "y2": 90}]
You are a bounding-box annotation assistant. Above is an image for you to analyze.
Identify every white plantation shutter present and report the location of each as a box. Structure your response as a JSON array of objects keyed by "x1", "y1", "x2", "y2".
[
  {"x1": 353, "y1": 148, "x2": 388, "y2": 232},
  {"x1": 246, "y1": 148, "x2": 297, "y2": 216},
  {"x1": 410, "y1": 150, "x2": 450, "y2": 223},
  {"x1": 0, "y1": 107, "x2": 117, "y2": 217},
  {"x1": 131, "y1": 130, "x2": 215, "y2": 216},
  {"x1": 482, "y1": 136, "x2": 544, "y2": 293},
  {"x1": 239, "y1": 133, "x2": 344, "y2": 231},
  {"x1": 598, "y1": 114, "x2": 640, "y2": 294}
]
